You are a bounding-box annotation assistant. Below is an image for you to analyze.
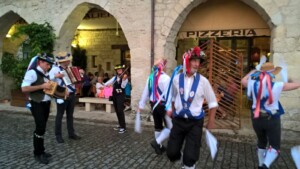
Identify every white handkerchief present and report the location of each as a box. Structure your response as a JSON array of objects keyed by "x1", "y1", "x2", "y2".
[
  {"x1": 134, "y1": 111, "x2": 142, "y2": 133},
  {"x1": 279, "y1": 56, "x2": 288, "y2": 82},
  {"x1": 57, "y1": 99, "x2": 64, "y2": 104},
  {"x1": 205, "y1": 129, "x2": 218, "y2": 160}
]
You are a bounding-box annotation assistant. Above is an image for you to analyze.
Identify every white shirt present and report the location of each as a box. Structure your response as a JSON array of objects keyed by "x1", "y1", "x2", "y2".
[
  {"x1": 138, "y1": 72, "x2": 170, "y2": 109},
  {"x1": 172, "y1": 73, "x2": 218, "y2": 118},
  {"x1": 248, "y1": 78, "x2": 284, "y2": 114},
  {"x1": 21, "y1": 66, "x2": 51, "y2": 101},
  {"x1": 48, "y1": 64, "x2": 75, "y2": 93},
  {"x1": 104, "y1": 75, "x2": 128, "y2": 88}
]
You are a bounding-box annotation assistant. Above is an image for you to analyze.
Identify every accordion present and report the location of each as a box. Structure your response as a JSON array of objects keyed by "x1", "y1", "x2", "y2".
[
  {"x1": 43, "y1": 81, "x2": 67, "y2": 99},
  {"x1": 60, "y1": 66, "x2": 83, "y2": 86}
]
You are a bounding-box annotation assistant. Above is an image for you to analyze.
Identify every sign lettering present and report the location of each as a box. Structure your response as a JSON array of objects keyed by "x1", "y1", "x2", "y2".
[{"x1": 178, "y1": 29, "x2": 263, "y2": 39}]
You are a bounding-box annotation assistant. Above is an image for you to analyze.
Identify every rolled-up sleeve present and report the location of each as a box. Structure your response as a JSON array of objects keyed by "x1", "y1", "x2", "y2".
[
  {"x1": 21, "y1": 70, "x2": 37, "y2": 87},
  {"x1": 203, "y1": 79, "x2": 218, "y2": 109}
]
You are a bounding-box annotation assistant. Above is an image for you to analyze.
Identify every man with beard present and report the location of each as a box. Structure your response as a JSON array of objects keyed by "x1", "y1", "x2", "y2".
[{"x1": 166, "y1": 47, "x2": 218, "y2": 169}]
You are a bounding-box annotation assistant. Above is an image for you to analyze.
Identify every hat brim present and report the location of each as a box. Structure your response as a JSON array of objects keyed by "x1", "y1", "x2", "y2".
[
  {"x1": 115, "y1": 67, "x2": 125, "y2": 70},
  {"x1": 270, "y1": 67, "x2": 282, "y2": 75},
  {"x1": 56, "y1": 56, "x2": 73, "y2": 62},
  {"x1": 39, "y1": 58, "x2": 54, "y2": 64}
]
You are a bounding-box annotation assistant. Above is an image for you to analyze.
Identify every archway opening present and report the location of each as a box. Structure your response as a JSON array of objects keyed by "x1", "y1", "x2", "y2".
[
  {"x1": 174, "y1": 0, "x2": 272, "y2": 129},
  {"x1": 58, "y1": 3, "x2": 131, "y2": 100},
  {"x1": 0, "y1": 11, "x2": 27, "y2": 101}
]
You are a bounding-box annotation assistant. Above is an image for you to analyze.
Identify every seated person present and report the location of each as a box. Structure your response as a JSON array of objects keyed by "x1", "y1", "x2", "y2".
[{"x1": 96, "y1": 76, "x2": 105, "y2": 97}]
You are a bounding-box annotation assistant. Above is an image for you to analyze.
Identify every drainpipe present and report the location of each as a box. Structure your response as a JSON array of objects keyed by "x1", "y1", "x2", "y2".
[{"x1": 150, "y1": 0, "x2": 155, "y2": 68}]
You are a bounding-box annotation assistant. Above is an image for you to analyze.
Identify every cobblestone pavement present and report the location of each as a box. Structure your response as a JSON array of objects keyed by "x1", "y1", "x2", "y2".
[{"x1": 0, "y1": 111, "x2": 297, "y2": 169}]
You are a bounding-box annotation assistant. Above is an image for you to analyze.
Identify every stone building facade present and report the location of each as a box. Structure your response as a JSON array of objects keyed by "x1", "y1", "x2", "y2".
[{"x1": 1, "y1": 0, "x2": 300, "y2": 135}]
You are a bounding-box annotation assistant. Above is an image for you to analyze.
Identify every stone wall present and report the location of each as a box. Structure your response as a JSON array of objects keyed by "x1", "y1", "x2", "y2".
[{"x1": 76, "y1": 29, "x2": 128, "y2": 76}]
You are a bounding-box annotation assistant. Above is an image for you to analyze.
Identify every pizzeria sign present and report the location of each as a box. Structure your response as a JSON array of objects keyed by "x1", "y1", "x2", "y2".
[{"x1": 177, "y1": 29, "x2": 270, "y2": 39}]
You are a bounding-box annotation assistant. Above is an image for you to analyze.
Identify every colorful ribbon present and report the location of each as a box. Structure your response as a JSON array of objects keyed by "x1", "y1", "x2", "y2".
[{"x1": 253, "y1": 72, "x2": 274, "y2": 118}]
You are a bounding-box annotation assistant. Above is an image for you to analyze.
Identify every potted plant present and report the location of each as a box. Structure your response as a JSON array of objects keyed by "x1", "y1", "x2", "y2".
[{"x1": 0, "y1": 22, "x2": 55, "y2": 106}]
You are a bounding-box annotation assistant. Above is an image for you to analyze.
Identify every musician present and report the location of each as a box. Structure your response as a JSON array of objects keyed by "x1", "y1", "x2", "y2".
[
  {"x1": 49, "y1": 52, "x2": 81, "y2": 143},
  {"x1": 21, "y1": 55, "x2": 54, "y2": 164},
  {"x1": 104, "y1": 64, "x2": 128, "y2": 134}
]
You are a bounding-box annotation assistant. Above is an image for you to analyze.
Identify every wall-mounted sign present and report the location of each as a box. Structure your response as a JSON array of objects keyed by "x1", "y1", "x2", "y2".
[{"x1": 177, "y1": 29, "x2": 270, "y2": 39}]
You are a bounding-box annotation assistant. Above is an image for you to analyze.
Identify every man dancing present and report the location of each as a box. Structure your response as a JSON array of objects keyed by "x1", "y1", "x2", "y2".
[
  {"x1": 241, "y1": 62, "x2": 300, "y2": 169},
  {"x1": 138, "y1": 58, "x2": 172, "y2": 155},
  {"x1": 166, "y1": 47, "x2": 218, "y2": 169}
]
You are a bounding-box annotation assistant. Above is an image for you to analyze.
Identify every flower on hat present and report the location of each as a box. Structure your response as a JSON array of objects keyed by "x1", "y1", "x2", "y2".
[
  {"x1": 154, "y1": 58, "x2": 167, "y2": 71},
  {"x1": 182, "y1": 46, "x2": 206, "y2": 74}
]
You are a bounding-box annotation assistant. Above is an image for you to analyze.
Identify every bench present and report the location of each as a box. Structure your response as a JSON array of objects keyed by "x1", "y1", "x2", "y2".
[{"x1": 78, "y1": 97, "x2": 114, "y2": 113}]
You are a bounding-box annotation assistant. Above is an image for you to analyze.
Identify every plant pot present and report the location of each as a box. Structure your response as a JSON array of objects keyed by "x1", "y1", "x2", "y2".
[{"x1": 10, "y1": 89, "x2": 28, "y2": 107}]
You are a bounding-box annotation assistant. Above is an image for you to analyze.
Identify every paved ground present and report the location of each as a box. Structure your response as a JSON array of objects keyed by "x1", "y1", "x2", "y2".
[{"x1": 0, "y1": 107, "x2": 298, "y2": 169}]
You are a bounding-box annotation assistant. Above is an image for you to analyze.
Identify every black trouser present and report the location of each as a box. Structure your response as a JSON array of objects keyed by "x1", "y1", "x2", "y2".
[
  {"x1": 30, "y1": 100, "x2": 51, "y2": 155},
  {"x1": 252, "y1": 114, "x2": 281, "y2": 150},
  {"x1": 55, "y1": 94, "x2": 76, "y2": 137},
  {"x1": 112, "y1": 94, "x2": 126, "y2": 129},
  {"x1": 150, "y1": 102, "x2": 166, "y2": 131},
  {"x1": 167, "y1": 117, "x2": 204, "y2": 167},
  {"x1": 82, "y1": 85, "x2": 91, "y2": 97}
]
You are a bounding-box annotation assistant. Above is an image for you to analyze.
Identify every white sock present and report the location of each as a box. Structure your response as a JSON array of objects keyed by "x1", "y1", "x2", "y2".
[
  {"x1": 164, "y1": 114, "x2": 173, "y2": 129},
  {"x1": 154, "y1": 131, "x2": 161, "y2": 139},
  {"x1": 183, "y1": 164, "x2": 195, "y2": 169},
  {"x1": 263, "y1": 147, "x2": 279, "y2": 168},
  {"x1": 291, "y1": 146, "x2": 300, "y2": 169},
  {"x1": 257, "y1": 148, "x2": 266, "y2": 167},
  {"x1": 156, "y1": 128, "x2": 170, "y2": 145}
]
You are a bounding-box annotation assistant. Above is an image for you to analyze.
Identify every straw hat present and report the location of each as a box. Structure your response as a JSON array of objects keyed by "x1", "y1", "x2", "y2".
[
  {"x1": 55, "y1": 51, "x2": 73, "y2": 63},
  {"x1": 260, "y1": 62, "x2": 282, "y2": 75}
]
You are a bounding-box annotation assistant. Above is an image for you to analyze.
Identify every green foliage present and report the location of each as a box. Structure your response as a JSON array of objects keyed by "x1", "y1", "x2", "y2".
[
  {"x1": 0, "y1": 52, "x2": 17, "y2": 75},
  {"x1": 72, "y1": 46, "x2": 87, "y2": 70},
  {"x1": 13, "y1": 22, "x2": 55, "y2": 57},
  {"x1": 0, "y1": 22, "x2": 56, "y2": 89}
]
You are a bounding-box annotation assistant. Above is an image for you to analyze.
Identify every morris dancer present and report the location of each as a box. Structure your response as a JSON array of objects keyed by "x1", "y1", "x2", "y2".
[
  {"x1": 137, "y1": 58, "x2": 172, "y2": 155},
  {"x1": 166, "y1": 47, "x2": 218, "y2": 169},
  {"x1": 21, "y1": 54, "x2": 54, "y2": 164},
  {"x1": 241, "y1": 62, "x2": 300, "y2": 169}
]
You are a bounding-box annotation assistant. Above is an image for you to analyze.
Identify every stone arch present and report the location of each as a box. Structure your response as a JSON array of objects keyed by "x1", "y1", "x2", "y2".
[
  {"x1": 55, "y1": 2, "x2": 101, "y2": 52},
  {"x1": 54, "y1": 1, "x2": 131, "y2": 53},
  {"x1": 0, "y1": 10, "x2": 28, "y2": 99},
  {"x1": 159, "y1": 0, "x2": 277, "y2": 69}
]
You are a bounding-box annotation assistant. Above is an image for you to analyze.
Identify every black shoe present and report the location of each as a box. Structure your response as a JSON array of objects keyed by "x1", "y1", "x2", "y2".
[
  {"x1": 56, "y1": 137, "x2": 64, "y2": 143},
  {"x1": 34, "y1": 154, "x2": 49, "y2": 164},
  {"x1": 161, "y1": 145, "x2": 166, "y2": 153},
  {"x1": 69, "y1": 135, "x2": 81, "y2": 140},
  {"x1": 44, "y1": 152, "x2": 52, "y2": 158},
  {"x1": 150, "y1": 140, "x2": 163, "y2": 155}
]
